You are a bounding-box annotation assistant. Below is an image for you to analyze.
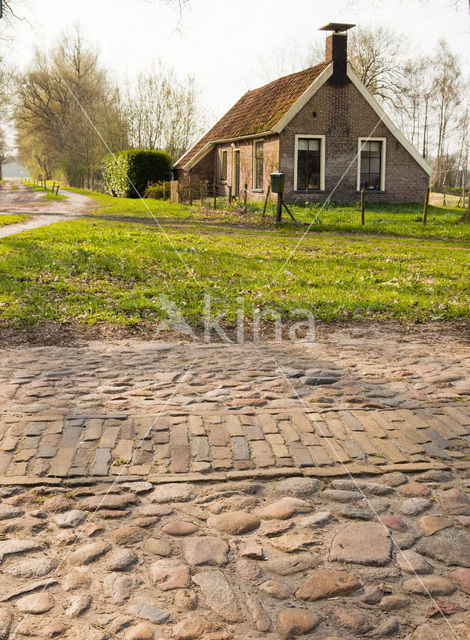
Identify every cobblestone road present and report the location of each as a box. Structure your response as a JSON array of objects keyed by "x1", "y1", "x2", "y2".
[
  {"x1": 0, "y1": 329, "x2": 469, "y2": 483},
  {"x1": 0, "y1": 328, "x2": 469, "y2": 639}
]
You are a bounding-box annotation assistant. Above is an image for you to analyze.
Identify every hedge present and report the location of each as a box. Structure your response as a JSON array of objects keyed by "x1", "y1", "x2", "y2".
[{"x1": 102, "y1": 149, "x2": 172, "y2": 198}]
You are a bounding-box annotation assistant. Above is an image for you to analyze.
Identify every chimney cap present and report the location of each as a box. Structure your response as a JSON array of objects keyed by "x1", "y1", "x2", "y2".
[{"x1": 320, "y1": 22, "x2": 355, "y2": 33}]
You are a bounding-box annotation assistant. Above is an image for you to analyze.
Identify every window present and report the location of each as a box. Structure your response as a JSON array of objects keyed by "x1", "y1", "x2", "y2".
[
  {"x1": 221, "y1": 150, "x2": 227, "y2": 181},
  {"x1": 233, "y1": 149, "x2": 240, "y2": 197},
  {"x1": 253, "y1": 140, "x2": 264, "y2": 190},
  {"x1": 358, "y1": 138, "x2": 386, "y2": 191},
  {"x1": 294, "y1": 136, "x2": 325, "y2": 191}
]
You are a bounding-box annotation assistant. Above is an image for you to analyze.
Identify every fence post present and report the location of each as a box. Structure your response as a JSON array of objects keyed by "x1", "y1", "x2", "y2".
[
  {"x1": 361, "y1": 188, "x2": 366, "y2": 225},
  {"x1": 244, "y1": 183, "x2": 248, "y2": 213},
  {"x1": 422, "y1": 187, "x2": 430, "y2": 225},
  {"x1": 170, "y1": 180, "x2": 179, "y2": 204},
  {"x1": 52, "y1": 182, "x2": 56, "y2": 194},
  {"x1": 56, "y1": 184, "x2": 60, "y2": 195},
  {"x1": 213, "y1": 184, "x2": 217, "y2": 210},
  {"x1": 276, "y1": 193, "x2": 282, "y2": 223},
  {"x1": 200, "y1": 183, "x2": 204, "y2": 206},
  {"x1": 262, "y1": 185, "x2": 271, "y2": 220},
  {"x1": 189, "y1": 179, "x2": 192, "y2": 206},
  {"x1": 228, "y1": 186, "x2": 232, "y2": 205}
]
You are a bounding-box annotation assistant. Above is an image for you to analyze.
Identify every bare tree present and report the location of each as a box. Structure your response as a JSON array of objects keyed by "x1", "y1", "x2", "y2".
[
  {"x1": 125, "y1": 62, "x2": 206, "y2": 161},
  {"x1": 429, "y1": 40, "x2": 462, "y2": 187},
  {"x1": 15, "y1": 29, "x2": 128, "y2": 186}
]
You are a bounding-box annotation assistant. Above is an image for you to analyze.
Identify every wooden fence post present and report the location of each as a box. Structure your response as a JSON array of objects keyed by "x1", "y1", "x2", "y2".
[
  {"x1": 228, "y1": 186, "x2": 232, "y2": 205},
  {"x1": 200, "y1": 183, "x2": 204, "y2": 206},
  {"x1": 170, "y1": 180, "x2": 179, "y2": 204},
  {"x1": 422, "y1": 187, "x2": 430, "y2": 225},
  {"x1": 361, "y1": 188, "x2": 366, "y2": 225},
  {"x1": 276, "y1": 193, "x2": 283, "y2": 223},
  {"x1": 52, "y1": 182, "x2": 56, "y2": 194},
  {"x1": 244, "y1": 183, "x2": 248, "y2": 213},
  {"x1": 56, "y1": 184, "x2": 60, "y2": 195},
  {"x1": 213, "y1": 184, "x2": 217, "y2": 210},
  {"x1": 262, "y1": 185, "x2": 271, "y2": 220}
]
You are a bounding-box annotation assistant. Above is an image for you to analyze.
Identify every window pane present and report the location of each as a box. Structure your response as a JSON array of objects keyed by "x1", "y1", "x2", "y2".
[
  {"x1": 254, "y1": 141, "x2": 264, "y2": 189},
  {"x1": 308, "y1": 139, "x2": 320, "y2": 151},
  {"x1": 370, "y1": 157, "x2": 380, "y2": 173},
  {"x1": 360, "y1": 140, "x2": 382, "y2": 191},
  {"x1": 369, "y1": 173, "x2": 380, "y2": 189},
  {"x1": 362, "y1": 141, "x2": 372, "y2": 151},
  {"x1": 297, "y1": 146, "x2": 320, "y2": 190},
  {"x1": 298, "y1": 150, "x2": 309, "y2": 190},
  {"x1": 298, "y1": 139, "x2": 308, "y2": 150},
  {"x1": 221, "y1": 151, "x2": 227, "y2": 181}
]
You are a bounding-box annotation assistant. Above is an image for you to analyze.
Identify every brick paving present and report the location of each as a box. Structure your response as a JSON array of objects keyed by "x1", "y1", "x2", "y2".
[{"x1": 0, "y1": 329, "x2": 469, "y2": 483}]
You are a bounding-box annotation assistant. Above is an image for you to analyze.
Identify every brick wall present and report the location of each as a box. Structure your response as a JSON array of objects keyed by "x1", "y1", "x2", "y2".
[
  {"x1": 177, "y1": 137, "x2": 279, "y2": 203},
  {"x1": 214, "y1": 136, "x2": 279, "y2": 202},
  {"x1": 279, "y1": 80, "x2": 430, "y2": 204}
]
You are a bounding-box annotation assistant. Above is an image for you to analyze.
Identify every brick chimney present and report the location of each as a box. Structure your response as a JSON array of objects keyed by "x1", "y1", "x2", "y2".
[{"x1": 320, "y1": 23, "x2": 355, "y2": 85}]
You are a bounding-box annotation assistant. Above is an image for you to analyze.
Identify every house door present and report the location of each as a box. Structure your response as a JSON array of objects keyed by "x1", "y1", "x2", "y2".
[{"x1": 233, "y1": 149, "x2": 240, "y2": 197}]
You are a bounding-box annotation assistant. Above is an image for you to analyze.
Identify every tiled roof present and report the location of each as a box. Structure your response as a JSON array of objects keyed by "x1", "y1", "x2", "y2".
[{"x1": 174, "y1": 62, "x2": 329, "y2": 169}]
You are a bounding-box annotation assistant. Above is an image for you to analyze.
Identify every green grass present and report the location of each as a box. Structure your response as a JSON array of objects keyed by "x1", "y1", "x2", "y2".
[
  {"x1": 23, "y1": 181, "x2": 67, "y2": 201},
  {"x1": 23, "y1": 181, "x2": 47, "y2": 193},
  {"x1": 42, "y1": 192, "x2": 67, "y2": 202},
  {"x1": 0, "y1": 215, "x2": 31, "y2": 228},
  {"x1": 0, "y1": 217, "x2": 468, "y2": 328},
  {"x1": 62, "y1": 186, "x2": 470, "y2": 242},
  {"x1": 11, "y1": 185, "x2": 18, "y2": 192}
]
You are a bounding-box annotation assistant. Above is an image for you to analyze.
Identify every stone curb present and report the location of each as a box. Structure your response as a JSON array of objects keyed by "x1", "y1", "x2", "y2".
[{"x1": 0, "y1": 460, "x2": 450, "y2": 487}]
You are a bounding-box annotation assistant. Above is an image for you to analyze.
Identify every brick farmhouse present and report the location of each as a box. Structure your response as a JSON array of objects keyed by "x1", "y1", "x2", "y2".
[{"x1": 174, "y1": 23, "x2": 432, "y2": 204}]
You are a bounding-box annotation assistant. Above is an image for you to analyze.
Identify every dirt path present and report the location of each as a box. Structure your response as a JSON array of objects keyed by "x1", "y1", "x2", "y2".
[{"x1": 0, "y1": 179, "x2": 94, "y2": 237}]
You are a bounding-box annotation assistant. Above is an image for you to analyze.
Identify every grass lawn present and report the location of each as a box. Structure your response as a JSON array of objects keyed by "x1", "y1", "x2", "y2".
[
  {"x1": 0, "y1": 215, "x2": 31, "y2": 227},
  {"x1": 42, "y1": 192, "x2": 68, "y2": 202},
  {"x1": 23, "y1": 181, "x2": 68, "y2": 201},
  {"x1": 63, "y1": 186, "x2": 470, "y2": 242},
  {"x1": 0, "y1": 216, "x2": 468, "y2": 329}
]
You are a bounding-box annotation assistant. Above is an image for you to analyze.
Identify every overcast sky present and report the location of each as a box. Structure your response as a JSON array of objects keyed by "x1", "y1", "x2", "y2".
[{"x1": 4, "y1": 0, "x2": 470, "y2": 121}]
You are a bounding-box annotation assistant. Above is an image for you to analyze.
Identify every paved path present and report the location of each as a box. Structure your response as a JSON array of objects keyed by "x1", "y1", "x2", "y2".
[
  {"x1": 0, "y1": 328, "x2": 469, "y2": 483},
  {"x1": 0, "y1": 330, "x2": 469, "y2": 639}
]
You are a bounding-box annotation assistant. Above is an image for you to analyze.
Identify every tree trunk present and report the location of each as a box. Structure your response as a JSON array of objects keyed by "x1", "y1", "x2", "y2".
[{"x1": 463, "y1": 197, "x2": 470, "y2": 223}]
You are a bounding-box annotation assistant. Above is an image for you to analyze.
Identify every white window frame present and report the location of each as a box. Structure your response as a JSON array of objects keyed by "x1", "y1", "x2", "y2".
[
  {"x1": 357, "y1": 137, "x2": 387, "y2": 192},
  {"x1": 252, "y1": 139, "x2": 264, "y2": 192},
  {"x1": 294, "y1": 134, "x2": 326, "y2": 192}
]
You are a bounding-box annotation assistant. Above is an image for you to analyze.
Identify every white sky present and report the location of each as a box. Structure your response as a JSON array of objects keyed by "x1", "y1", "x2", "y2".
[{"x1": 3, "y1": 0, "x2": 470, "y2": 122}]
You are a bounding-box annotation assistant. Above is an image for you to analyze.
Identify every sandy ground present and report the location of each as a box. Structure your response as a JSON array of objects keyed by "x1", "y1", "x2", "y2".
[{"x1": 0, "y1": 179, "x2": 95, "y2": 237}]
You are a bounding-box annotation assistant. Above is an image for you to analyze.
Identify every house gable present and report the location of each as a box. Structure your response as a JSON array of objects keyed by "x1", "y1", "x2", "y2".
[{"x1": 278, "y1": 72, "x2": 430, "y2": 203}]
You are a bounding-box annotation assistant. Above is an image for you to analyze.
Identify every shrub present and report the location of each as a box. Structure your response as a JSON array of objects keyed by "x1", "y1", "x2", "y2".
[
  {"x1": 145, "y1": 181, "x2": 171, "y2": 199},
  {"x1": 102, "y1": 149, "x2": 172, "y2": 198}
]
